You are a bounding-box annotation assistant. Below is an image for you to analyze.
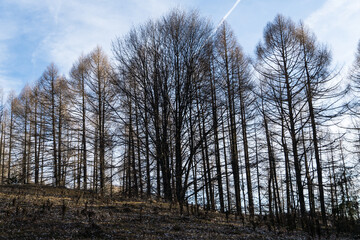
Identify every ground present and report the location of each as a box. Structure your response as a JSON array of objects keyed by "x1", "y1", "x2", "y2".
[{"x1": 0, "y1": 184, "x2": 356, "y2": 239}]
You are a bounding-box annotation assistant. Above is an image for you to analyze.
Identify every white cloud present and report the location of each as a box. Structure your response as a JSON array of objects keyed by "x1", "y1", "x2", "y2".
[
  {"x1": 0, "y1": 44, "x2": 9, "y2": 68},
  {"x1": 0, "y1": 11, "x2": 19, "y2": 78},
  {"x1": 0, "y1": 74, "x2": 23, "y2": 98},
  {"x1": 0, "y1": 19, "x2": 18, "y2": 41},
  {"x1": 15, "y1": 0, "x2": 180, "y2": 76},
  {"x1": 0, "y1": 0, "x2": 191, "y2": 96},
  {"x1": 306, "y1": 0, "x2": 360, "y2": 72}
]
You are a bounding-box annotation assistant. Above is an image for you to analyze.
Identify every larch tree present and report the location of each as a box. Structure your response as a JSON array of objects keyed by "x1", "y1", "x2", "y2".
[
  {"x1": 39, "y1": 63, "x2": 60, "y2": 186},
  {"x1": 256, "y1": 15, "x2": 307, "y2": 221},
  {"x1": 86, "y1": 46, "x2": 114, "y2": 196},
  {"x1": 69, "y1": 55, "x2": 91, "y2": 190},
  {"x1": 215, "y1": 23, "x2": 243, "y2": 217}
]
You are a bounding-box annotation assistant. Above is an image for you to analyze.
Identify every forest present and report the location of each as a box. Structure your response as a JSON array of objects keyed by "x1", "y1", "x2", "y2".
[{"x1": 0, "y1": 9, "x2": 360, "y2": 236}]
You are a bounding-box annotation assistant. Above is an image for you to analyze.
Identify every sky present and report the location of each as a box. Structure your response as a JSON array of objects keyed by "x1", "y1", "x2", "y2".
[{"x1": 1, "y1": 0, "x2": 360, "y2": 97}]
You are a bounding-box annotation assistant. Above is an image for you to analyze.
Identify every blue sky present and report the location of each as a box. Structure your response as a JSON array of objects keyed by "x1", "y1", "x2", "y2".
[{"x1": 1, "y1": 0, "x2": 360, "y2": 96}]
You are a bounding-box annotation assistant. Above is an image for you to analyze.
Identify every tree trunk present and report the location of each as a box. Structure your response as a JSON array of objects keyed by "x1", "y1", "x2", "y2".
[{"x1": 210, "y1": 70, "x2": 224, "y2": 212}]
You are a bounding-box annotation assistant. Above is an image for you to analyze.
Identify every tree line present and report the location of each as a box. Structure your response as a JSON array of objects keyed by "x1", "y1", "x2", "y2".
[{"x1": 0, "y1": 10, "x2": 359, "y2": 232}]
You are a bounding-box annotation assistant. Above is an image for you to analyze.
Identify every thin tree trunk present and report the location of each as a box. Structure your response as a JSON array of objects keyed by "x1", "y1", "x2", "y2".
[
  {"x1": 210, "y1": 69, "x2": 224, "y2": 212},
  {"x1": 201, "y1": 104, "x2": 215, "y2": 210},
  {"x1": 51, "y1": 77, "x2": 58, "y2": 186},
  {"x1": 34, "y1": 96, "x2": 39, "y2": 184},
  {"x1": 144, "y1": 98, "x2": 151, "y2": 197},
  {"x1": 198, "y1": 109, "x2": 210, "y2": 209},
  {"x1": 283, "y1": 61, "x2": 306, "y2": 221},
  {"x1": 93, "y1": 126, "x2": 99, "y2": 192},
  {"x1": 81, "y1": 74, "x2": 87, "y2": 190},
  {"x1": 77, "y1": 132, "x2": 81, "y2": 189},
  {"x1": 135, "y1": 95, "x2": 143, "y2": 196},
  {"x1": 0, "y1": 122, "x2": 4, "y2": 184},
  {"x1": 22, "y1": 100, "x2": 28, "y2": 184},
  {"x1": 26, "y1": 119, "x2": 31, "y2": 183},
  {"x1": 255, "y1": 128, "x2": 262, "y2": 215},
  {"x1": 262, "y1": 101, "x2": 274, "y2": 222},
  {"x1": 238, "y1": 85, "x2": 254, "y2": 218},
  {"x1": 7, "y1": 108, "x2": 14, "y2": 181},
  {"x1": 301, "y1": 35, "x2": 327, "y2": 225},
  {"x1": 222, "y1": 117, "x2": 231, "y2": 213},
  {"x1": 58, "y1": 92, "x2": 63, "y2": 186}
]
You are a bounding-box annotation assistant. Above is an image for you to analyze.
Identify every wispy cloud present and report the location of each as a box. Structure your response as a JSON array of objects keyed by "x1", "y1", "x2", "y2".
[
  {"x1": 2, "y1": 0, "x2": 359, "y2": 96},
  {"x1": 306, "y1": 0, "x2": 360, "y2": 71},
  {"x1": 5, "y1": 0, "x2": 180, "y2": 77},
  {"x1": 0, "y1": 74, "x2": 23, "y2": 100},
  {"x1": 0, "y1": 9, "x2": 19, "y2": 73}
]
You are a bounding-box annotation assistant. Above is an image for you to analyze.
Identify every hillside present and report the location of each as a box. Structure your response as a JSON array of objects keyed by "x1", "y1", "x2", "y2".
[{"x1": 0, "y1": 184, "x2": 356, "y2": 239}]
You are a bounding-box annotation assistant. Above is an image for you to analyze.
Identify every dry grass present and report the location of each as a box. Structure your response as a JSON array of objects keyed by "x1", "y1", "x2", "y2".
[{"x1": 0, "y1": 184, "x2": 355, "y2": 239}]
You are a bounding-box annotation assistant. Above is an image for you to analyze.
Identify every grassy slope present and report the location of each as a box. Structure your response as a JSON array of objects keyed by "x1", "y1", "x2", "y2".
[{"x1": 0, "y1": 184, "x2": 354, "y2": 239}]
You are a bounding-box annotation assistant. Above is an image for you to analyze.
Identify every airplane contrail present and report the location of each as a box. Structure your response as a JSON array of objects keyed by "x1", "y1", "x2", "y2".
[
  {"x1": 195, "y1": 0, "x2": 242, "y2": 54},
  {"x1": 215, "y1": 0, "x2": 242, "y2": 33}
]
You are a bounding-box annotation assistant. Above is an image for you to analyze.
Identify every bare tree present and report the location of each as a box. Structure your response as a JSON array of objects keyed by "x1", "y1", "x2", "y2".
[{"x1": 256, "y1": 15, "x2": 307, "y2": 222}]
